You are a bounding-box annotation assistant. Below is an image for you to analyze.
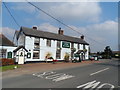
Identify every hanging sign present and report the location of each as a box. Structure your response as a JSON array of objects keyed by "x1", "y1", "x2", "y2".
[{"x1": 62, "y1": 41, "x2": 70, "y2": 48}]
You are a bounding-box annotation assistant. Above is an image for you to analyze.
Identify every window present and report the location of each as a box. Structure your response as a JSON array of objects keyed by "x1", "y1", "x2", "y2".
[
  {"x1": 33, "y1": 50, "x2": 39, "y2": 59},
  {"x1": 34, "y1": 37, "x2": 40, "y2": 49},
  {"x1": 7, "y1": 52, "x2": 12, "y2": 58},
  {"x1": 57, "y1": 41, "x2": 61, "y2": 48},
  {"x1": 46, "y1": 39, "x2": 51, "y2": 47},
  {"x1": 0, "y1": 49, "x2": 7, "y2": 58},
  {"x1": 71, "y1": 43, "x2": 74, "y2": 48},
  {"x1": 56, "y1": 50, "x2": 61, "y2": 59},
  {"x1": 78, "y1": 44, "x2": 80, "y2": 49},
  {"x1": 83, "y1": 45, "x2": 85, "y2": 49},
  {"x1": 56, "y1": 41, "x2": 61, "y2": 59},
  {"x1": 27, "y1": 53, "x2": 31, "y2": 58}
]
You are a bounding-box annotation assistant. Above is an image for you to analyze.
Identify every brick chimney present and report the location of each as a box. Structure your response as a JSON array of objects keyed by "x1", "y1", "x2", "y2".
[
  {"x1": 58, "y1": 28, "x2": 64, "y2": 35},
  {"x1": 81, "y1": 35, "x2": 84, "y2": 40},
  {"x1": 32, "y1": 26, "x2": 37, "y2": 30}
]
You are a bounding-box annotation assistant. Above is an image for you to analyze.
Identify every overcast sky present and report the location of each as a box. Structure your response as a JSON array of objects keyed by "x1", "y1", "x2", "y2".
[{"x1": 2, "y1": 1, "x2": 118, "y2": 52}]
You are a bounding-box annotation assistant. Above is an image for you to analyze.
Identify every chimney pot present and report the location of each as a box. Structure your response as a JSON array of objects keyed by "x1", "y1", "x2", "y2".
[
  {"x1": 59, "y1": 27, "x2": 61, "y2": 30},
  {"x1": 58, "y1": 27, "x2": 64, "y2": 35},
  {"x1": 33, "y1": 26, "x2": 37, "y2": 30},
  {"x1": 81, "y1": 35, "x2": 84, "y2": 40}
]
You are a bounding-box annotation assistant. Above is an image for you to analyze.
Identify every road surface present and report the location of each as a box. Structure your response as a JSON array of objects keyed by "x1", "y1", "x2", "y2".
[{"x1": 2, "y1": 59, "x2": 119, "y2": 89}]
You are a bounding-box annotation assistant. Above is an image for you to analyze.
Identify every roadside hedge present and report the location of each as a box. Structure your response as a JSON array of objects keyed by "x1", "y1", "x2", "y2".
[{"x1": 0, "y1": 58, "x2": 15, "y2": 66}]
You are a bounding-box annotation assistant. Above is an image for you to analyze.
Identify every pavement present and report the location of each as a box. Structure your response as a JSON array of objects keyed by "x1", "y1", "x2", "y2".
[{"x1": 2, "y1": 58, "x2": 119, "y2": 89}]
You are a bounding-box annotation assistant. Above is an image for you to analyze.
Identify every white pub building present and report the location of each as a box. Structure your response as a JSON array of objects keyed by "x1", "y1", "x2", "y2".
[{"x1": 13, "y1": 26, "x2": 89, "y2": 64}]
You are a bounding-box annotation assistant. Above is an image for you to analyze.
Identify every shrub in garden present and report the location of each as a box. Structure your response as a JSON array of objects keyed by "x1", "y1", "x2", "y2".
[
  {"x1": 0, "y1": 58, "x2": 15, "y2": 66},
  {"x1": 64, "y1": 53, "x2": 70, "y2": 62}
]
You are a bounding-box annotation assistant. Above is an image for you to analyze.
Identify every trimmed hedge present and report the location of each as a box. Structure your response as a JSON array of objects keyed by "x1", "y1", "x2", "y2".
[{"x1": 0, "y1": 58, "x2": 15, "y2": 66}]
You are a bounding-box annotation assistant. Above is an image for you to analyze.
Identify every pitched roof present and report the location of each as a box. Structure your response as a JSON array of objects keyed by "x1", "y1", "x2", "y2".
[
  {"x1": 0, "y1": 34, "x2": 14, "y2": 46},
  {"x1": 20, "y1": 27, "x2": 89, "y2": 45},
  {"x1": 13, "y1": 46, "x2": 28, "y2": 52},
  {"x1": 15, "y1": 30, "x2": 19, "y2": 40}
]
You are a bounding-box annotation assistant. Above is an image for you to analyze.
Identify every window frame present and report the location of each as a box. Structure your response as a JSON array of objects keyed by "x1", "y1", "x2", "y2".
[
  {"x1": 34, "y1": 37, "x2": 40, "y2": 49},
  {"x1": 33, "y1": 50, "x2": 40, "y2": 59},
  {"x1": 57, "y1": 41, "x2": 61, "y2": 48},
  {"x1": 0, "y1": 49, "x2": 7, "y2": 58},
  {"x1": 71, "y1": 43, "x2": 74, "y2": 48},
  {"x1": 78, "y1": 44, "x2": 80, "y2": 49},
  {"x1": 46, "y1": 39, "x2": 51, "y2": 47}
]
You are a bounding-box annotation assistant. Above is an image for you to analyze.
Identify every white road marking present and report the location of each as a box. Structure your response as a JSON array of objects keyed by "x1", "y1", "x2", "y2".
[
  {"x1": 33, "y1": 71, "x2": 74, "y2": 82},
  {"x1": 45, "y1": 73, "x2": 65, "y2": 79},
  {"x1": 33, "y1": 71, "x2": 56, "y2": 77},
  {"x1": 96, "y1": 83, "x2": 115, "y2": 90},
  {"x1": 90, "y1": 68, "x2": 109, "y2": 76},
  {"x1": 37, "y1": 72, "x2": 56, "y2": 78},
  {"x1": 77, "y1": 80, "x2": 100, "y2": 89},
  {"x1": 77, "y1": 80, "x2": 115, "y2": 90},
  {"x1": 53, "y1": 75, "x2": 74, "y2": 82}
]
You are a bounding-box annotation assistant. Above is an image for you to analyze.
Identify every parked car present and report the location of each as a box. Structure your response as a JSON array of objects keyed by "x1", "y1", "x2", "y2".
[
  {"x1": 72, "y1": 54, "x2": 81, "y2": 63},
  {"x1": 89, "y1": 55, "x2": 99, "y2": 61},
  {"x1": 98, "y1": 55, "x2": 102, "y2": 59},
  {"x1": 89, "y1": 55, "x2": 94, "y2": 61},
  {"x1": 93, "y1": 55, "x2": 98, "y2": 61}
]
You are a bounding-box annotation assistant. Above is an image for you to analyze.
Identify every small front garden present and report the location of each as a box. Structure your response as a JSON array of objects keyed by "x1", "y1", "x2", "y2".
[
  {"x1": 0, "y1": 58, "x2": 20, "y2": 72},
  {"x1": 0, "y1": 65, "x2": 20, "y2": 72}
]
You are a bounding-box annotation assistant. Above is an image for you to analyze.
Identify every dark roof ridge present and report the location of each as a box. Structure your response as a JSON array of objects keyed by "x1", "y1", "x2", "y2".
[
  {"x1": 21, "y1": 26, "x2": 78, "y2": 38},
  {"x1": 20, "y1": 26, "x2": 89, "y2": 45}
]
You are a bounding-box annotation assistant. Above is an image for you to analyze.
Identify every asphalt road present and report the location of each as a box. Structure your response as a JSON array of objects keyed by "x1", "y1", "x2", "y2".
[{"x1": 2, "y1": 59, "x2": 119, "y2": 89}]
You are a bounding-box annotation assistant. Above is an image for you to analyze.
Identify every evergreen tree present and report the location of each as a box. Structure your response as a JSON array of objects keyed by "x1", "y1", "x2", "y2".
[{"x1": 104, "y1": 46, "x2": 112, "y2": 59}]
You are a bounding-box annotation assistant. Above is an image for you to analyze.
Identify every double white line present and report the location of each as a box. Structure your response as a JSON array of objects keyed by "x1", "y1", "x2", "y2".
[{"x1": 90, "y1": 68, "x2": 109, "y2": 76}]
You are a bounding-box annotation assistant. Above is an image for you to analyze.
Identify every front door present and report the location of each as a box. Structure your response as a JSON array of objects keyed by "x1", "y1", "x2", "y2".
[
  {"x1": 81, "y1": 53, "x2": 84, "y2": 61},
  {"x1": 18, "y1": 51, "x2": 25, "y2": 64}
]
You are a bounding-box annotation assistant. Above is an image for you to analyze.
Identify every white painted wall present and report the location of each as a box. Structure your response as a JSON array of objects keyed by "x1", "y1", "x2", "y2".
[
  {"x1": 74, "y1": 43, "x2": 78, "y2": 54},
  {"x1": 17, "y1": 34, "x2": 90, "y2": 62},
  {"x1": 25, "y1": 36, "x2": 34, "y2": 50},
  {"x1": 85, "y1": 45, "x2": 89, "y2": 59},
  {"x1": 61, "y1": 41, "x2": 71, "y2": 60},
  {"x1": 80, "y1": 44, "x2": 83, "y2": 50},
  {"x1": 24, "y1": 36, "x2": 34, "y2": 61},
  {"x1": 39, "y1": 39, "x2": 57, "y2": 61},
  {"x1": 0, "y1": 46, "x2": 17, "y2": 58},
  {"x1": 17, "y1": 32, "x2": 25, "y2": 46},
  {"x1": 25, "y1": 37, "x2": 57, "y2": 61},
  {"x1": 15, "y1": 48, "x2": 28, "y2": 63}
]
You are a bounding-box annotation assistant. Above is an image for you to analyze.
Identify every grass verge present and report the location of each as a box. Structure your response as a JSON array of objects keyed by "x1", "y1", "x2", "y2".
[{"x1": 0, "y1": 65, "x2": 20, "y2": 72}]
